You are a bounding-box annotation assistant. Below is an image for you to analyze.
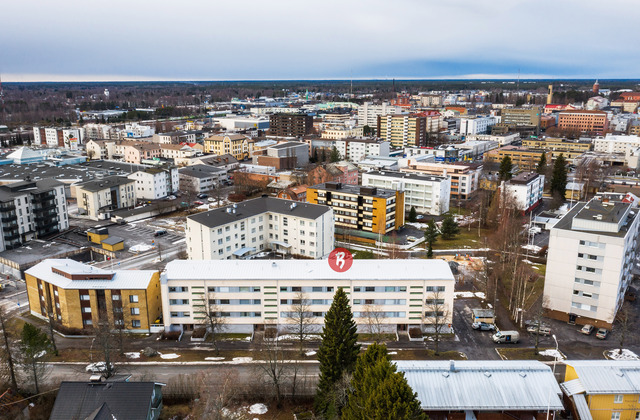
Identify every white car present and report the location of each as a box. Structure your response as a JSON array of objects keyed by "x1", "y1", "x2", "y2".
[
  {"x1": 85, "y1": 362, "x2": 113, "y2": 373},
  {"x1": 407, "y1": 236, "x2": 418, "y2": 242}
]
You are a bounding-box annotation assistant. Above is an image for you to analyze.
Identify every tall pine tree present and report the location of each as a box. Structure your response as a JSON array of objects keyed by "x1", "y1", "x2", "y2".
[
  {"x1": 498, "y1": 156, "x2": 513, "y2": 181},
  {"x1": 550, "y1": 153, "x2": 568, "y2": 201},
  {"x1": 424, "y1": 219, "x2": 439, "y2": 258},
  {"x1": 342, "y1": 343, "x2": 427, "y2": 420},
  {"x1": 315, "y1": 288, "x2": 360, "y2": 418},
  {"x1": 536, "y1": 153, "x2": 547, "y2": 175}
]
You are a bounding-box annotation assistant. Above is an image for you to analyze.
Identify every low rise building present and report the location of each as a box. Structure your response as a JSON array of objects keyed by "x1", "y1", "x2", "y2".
[
  {"x1": 485, "y1": 146, "x2": 552, "y2": 173},
  {"x1": 186, "y1": 196, "x2": 334, "y2": 260},
  {"x1": 33, "y1": 127, "x2": 84, "y2": 148},
  {"x1": 178, "y1": 165, "x2": 227, "y2": 195},
  {"x1": 76, "y1": 176, "x2": 136, "y2": 220},
  {"x1": 307, "y1": 182, "x2": 405, "y2": 234},
  {"x1": 543, "y1": 197, "x2": 640, "y2": 328},
  {"x1": 128, "y1": 167, "x2": 179, "y2": 200},
  {"x1": 594, "y1": 134, "x2": 640, "y2": 155},
  {"x1": 161, "y1": 259, "x2": 454, "y2": 333},
  {"x1": 401, "y1": 160, "x2": 482, "y2": 201},
  {"x1": 0, "y1": 179, "x2": 69, "y2": 251},
  {"x1": 160, "y1": 144, "x2": 198, "y2": 161},
  {"x1": 502, "y1": 172, "x2": 545, "y2": 213},
  {"x1": 320, "y1": 126, "x2": 363, "y2": 140},
  {"x1": 501, "y1": 107, "x2": 541, "y2": 127},
  {"x1": 522, "y1": 137, "x2": 592, "y2": 160},
  {"x1": 333, "y1": 138, "x2": 390, "y2": 162},
  {"x1": 466, "y1": 133, "x2": 520, "y2": 146},
  {"x1": 459, "y1": 115, "x2": 499, "y2": 135},
  {"x1": 561, "y1": 360, "x2": 640, "y2": 420},
  {"x1": 154, "y1": 131, "x2": 197, "y2": 145},
  {"x1": 254, "y1": 141, "x2": 309, "y2": 169},
  {"x1": 397, "y1": 360, "x2": 563, "y2": 420},
  {"x1": 362, "y1": 170, "x2": 450, "y2": 215},
  {"x1": 203, "y1": 134, "x2": 252, "y2": 161},
  {"x1": 26, "y1": 259, "x2": 162, "y2": 332}
]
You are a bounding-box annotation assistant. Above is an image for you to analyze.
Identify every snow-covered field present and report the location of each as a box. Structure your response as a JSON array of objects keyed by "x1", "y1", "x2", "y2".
[
  {"x1": 538, "y1": 349, "x2": 566, "y2": 360},
  {"x1": 130, "y1": 243, "x2": 153, "y2": 253},
  {"x1": 159, "y1": 352, "x2": 180, "y2": 359},
  {"x1": 606, "y1": 349, "x2": 639, "y2": 360},
  {"x1": 125, "y1": 352, "x2": 140, "y2": 359}
]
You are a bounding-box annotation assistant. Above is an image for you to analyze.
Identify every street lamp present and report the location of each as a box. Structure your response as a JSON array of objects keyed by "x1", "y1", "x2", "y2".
[
  {"x1": 546, "y1": 334, "x2": 559, "y2": 420},
  {"x1": 90, "y1": 337, "x2": 96, "y2": 363}
]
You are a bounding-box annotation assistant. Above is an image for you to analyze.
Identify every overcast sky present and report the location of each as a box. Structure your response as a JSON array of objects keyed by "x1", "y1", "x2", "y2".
[{"x1": 2, "y1": 0, "x2": 639, "y2": 82}]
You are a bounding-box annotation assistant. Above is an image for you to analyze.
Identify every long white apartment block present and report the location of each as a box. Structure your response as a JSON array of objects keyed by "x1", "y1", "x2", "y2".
[
  {"x1": 543, "y1": 197, "x2": 640, "y2": 327},
  {"x1": 161, "y1": 259, "x2": 455, "y2": 333},
  {"x1": 186, "y1": 196, "x2": 334, "y2": 260},
  {"x1": 593, "y1": 134, "x2": 640, "y2": 155},
  {"x1": 357, "y1": 102, "x2": 403, "y2": 128},
  {"x1": 362, "y1": 170, "x2": 450, "y2": 215},
  {"x1": 333, "y1": 138, "x2": 391, "y2": 162}
]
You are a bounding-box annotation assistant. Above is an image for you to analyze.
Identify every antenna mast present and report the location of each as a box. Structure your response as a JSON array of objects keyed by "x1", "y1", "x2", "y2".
[{"x1": 0, "y1": 74, "x2": 5, "y2": 124}]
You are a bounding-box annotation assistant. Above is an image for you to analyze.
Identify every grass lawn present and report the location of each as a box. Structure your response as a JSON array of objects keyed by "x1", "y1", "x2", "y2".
[
  {"x1": 433, "y1": 228, "x2": 492, "y2": 250},
  {"x1": 357, "y1": 333, "x2": 396, "y2": 342},
  {"x1": 496, "y1": 347, "x2": 563, "y2": 362}
]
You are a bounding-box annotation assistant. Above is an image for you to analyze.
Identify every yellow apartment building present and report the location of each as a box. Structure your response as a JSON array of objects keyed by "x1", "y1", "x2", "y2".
[
  {"x1": 26, "y1": 259, "x2": 162, "y2": 333},
  {"x1": 307, "y1": 182, "x2": 404, "y2": 234},
  {"x1": 561, "y1": 360, "x2": 640, "y2": 420},
  {"x1": 203, "y1": 134, "x2": 253, "y2": 161},
  {"x1": 484, "y1": 146, "x2": 553, "y2": 173},
  {"x1": 522, "y1": 137, "x2": 592, "y2": 160}
]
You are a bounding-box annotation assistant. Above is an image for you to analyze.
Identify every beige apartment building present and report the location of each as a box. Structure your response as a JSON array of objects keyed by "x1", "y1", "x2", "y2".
[
  {"x1": 522, "y1": 137, "x2": 592, "y2": 160},
  {"x1": 204, "y1": 134, "x2": 253, "y2": 161},
  {"x1": 75, "y1": 176, "x2": 136, "y2": 220},
  {"x1": 161, "y1": 259, "x2": 455, "y2": 334},
  {"x1": 377, "y1": 114, "x2": 426, "y2": 148},
  {"x1": 401, "y1": 160, "x2": 482, "y2": 200}
]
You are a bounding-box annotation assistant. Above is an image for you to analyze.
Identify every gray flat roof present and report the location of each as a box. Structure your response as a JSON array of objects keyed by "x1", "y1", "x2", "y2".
[
  {"x1": 188, "y1": 196, "x2": 331, "y2": 228},
  {"x1": 364, "y1": 170, "x2": 447, "y2": 182},
  {"x1": 553, "y1": 201, "x2": 637, "y2": 238},
  {"x1": 311, "y1": 182, "x2": 397, "y2": 198},
  {"x1": 76, "y1": 176, "x2": 134, "y2": 192},
  {"x1": 179, "y1": 165, "x2": 226, "y2": 179}
]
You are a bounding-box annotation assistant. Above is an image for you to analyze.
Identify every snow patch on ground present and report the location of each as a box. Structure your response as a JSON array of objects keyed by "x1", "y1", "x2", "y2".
[
  {"x1": 130, "y1": 243, "x2": 153, "y2": 253},
  {"x1": 159, "y1": 353, "x2": 180, "y2": 359},
  {"x1": 475, "y1": 292, "x2": 486, "y2": 299},
  {"x1": 231, "y1": 357, "x2": 253, "y2": 363},
  {"x1": 454, "y1": 292, "x2": 475, "y2": 298},
  {"x1": 522, "y1": 244, "x2": 542, "y2": 253},
  {"x1": 388, "y1": 351, "x2": 397, "y2": 355},
  {"x1": 276, "y1": 334, "x2": 320, "y2": 341},
  {"x1": 406, "y1": 222, "x2": 429, "y2": 229},
  {"x1": 539, "y1": 349, "x2": 566, "y2": 360},
  {"x1": 606, "y1": 349, "x2": 639, "y2": 360},
  {"x1": 305, "y1": 351, "x2": 316, "y2": 356},
  {"x1": 35, "y1": 350, "x2": 47, "y2": 358},
  {"x1": 249, "y1": 403, "x2": 268, "y2": 415},
  {"x1": 205, "y1": 357, "x2": 225, "y2": 361},
  {"x1": 125, "y1": 352, "x2": 140, "y2": 359}
]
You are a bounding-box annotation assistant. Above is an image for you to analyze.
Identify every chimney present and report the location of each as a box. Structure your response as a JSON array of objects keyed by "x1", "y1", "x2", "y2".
[{"x1": 449, "y1": 360, "x2": 455, "y2": 372}]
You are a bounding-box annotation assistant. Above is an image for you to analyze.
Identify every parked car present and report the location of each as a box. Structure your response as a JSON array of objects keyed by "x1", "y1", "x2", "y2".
[
  {"x1": 407, "y1": 236, "x2": 418, "y2": 242},
  {"x1": 526, "y1": 325, "x2": 551, "y2": 336},
  {"x1": 492, "y1": 330, "x2": 519, "y2": 344},
  {"x1": 471, "y1": 322, "x2": 496, "y2": 331},
  {"x1": 416, "y1": 215, "x2": 425, "y2": 220},
  {"x1": 197, "y1": 193, "x2": 208, "y2": 199},
  {"x1": 596, "y1": 328, "x2": 609, "y2": 340},
  {"x1": 153, "y1": 229, "x2": 168, "y2": 237},
  {"x1": 207, "y1": 197, "x2": 217, "y2": 203},
  {"x1": 580, "y1": 324, "x2": 595, "y2": 335},
  {"x1": 166, "y1": 195, "x2": 177, "y2": 200},
  {"x1": 85, "y1": 362, "x2": 114, "y2": 373},
  {"x1": 193, "y1": 201, "x2": 204, "y2": 205}
]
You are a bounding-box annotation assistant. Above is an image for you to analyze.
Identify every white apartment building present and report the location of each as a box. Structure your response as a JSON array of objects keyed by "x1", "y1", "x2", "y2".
[
  {"x1": 362, "y1": 171, "x2": 450, "y2": 215},
  {"x1": 178, "y1": 165, "x2": 228, "y2": 194},
  {"x1": 33, "y1": 127, "x2": 84, "y2": 148},
  {"x1": 128, "y1": 167, "x2": 179, "y2": 200},
  {"x1": 465, "y1": 133, "x2": 518, "y2": 146},
  {"x1": 334, "y1": 138, "x2": 390, "y2": 162},
  {"x1": 121, "y1": 122, "x2": 155, "y2": 138},
  {"x1": 75, "y1": 176, "x2": 136, "y2": 220},
  {"x1": 83, "y1": 123, "x2": 113, "y2": 140},
  {"x1": 154, "y1": 131, "x2": 197, "y2": 145},
  {"x1": 357, "y1": 102, "x2": 403, "y2": 128},
  {"x1": 187, "y1": 196, "x2": 334, "y2": 260},
  {"x1": 160, "y1": 144, "x2": 198, "y2": 161},
  {"x1": 459, "y1": 116, "x2": 499, "y2": 136},
  {"x1": 543, "y1": 197, "x2": 640, "y2": 328},
  {"x1": 593, "y1": 134, "x2": 640, "y2": 155},
  {"x1": 501, "y1": 172, "x2": 544, "y2": 213},
  {"x1": 0, "y1": 179, "x2": 68, "y2": 251},
  {"x1": 161, "y1": 259, "x2": 455, "y2": 333},
  {"x1": 401, "y1": 160, "x2": 482, "y2": 201},
  {"x1": 320, "y1": 126, "x2": 364, "y2": 140}
]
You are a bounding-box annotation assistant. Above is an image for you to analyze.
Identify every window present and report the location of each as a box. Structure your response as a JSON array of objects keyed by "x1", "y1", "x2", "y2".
[
  {"x1": 82, "y1": 307, "x2": 91, "y2": 313},
  {"x1": 614, "y1": 394, "x2": 623, "y2": 403},
  {"x1": 80, "y1": 294, "x2": 90, "y2": 301},
  {"x1": 129, "y1": 295, "x2": 139, "y2": 303},
  {"x1": 132, "y1": 320, "x2": 141, "y2": 328},
  {"x1": 611, "y1": 412, "x2": 621, "y2": 420},
  {"x1": 131, "y1": 307, "x2": 140, "y2": 315}
]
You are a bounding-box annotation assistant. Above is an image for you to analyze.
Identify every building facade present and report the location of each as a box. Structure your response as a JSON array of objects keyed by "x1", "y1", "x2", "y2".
[
  {"x1": 459, "y1": 116, "x2": 499, "y2": 135},
  {"x1": 362, "y1": 171, "x2": 451, "y2": 216},
  {"x1": 543, "y1": 198, "x2": 640, "y2": 328},
  {"x1": 333, "y1": 138, "x2": 390, "y2": 162},
  {"x1": 128, "y1": 167, "x2": 179, "y2": 200},
  {"x1": 178, "y1": 165, "x2": 227, "y2": 194},
  {"x1": 377, "y1": 114, "x2": 427, "y2": 148},
  {"x1": 357, "y1": 102, "x2": 403, "y2": 128},
  {"x1": 501, "y1": 108, "x2": 541, "y2": 127},
  {"x1": 186, "y1": 196, "x2": 334, "y2": 260},
  {"x1": 558, "y1": 110, "x2": 609, "y2": 135},
  {"x1": 26, "y1": 259, "x2": 162, "y2": 332},
  {"x1": 33, "y1": 127, "x2": 84, "y2": 148},
  {"x1": 161, "y1": 259, "x2": 455, "y2": 333},
  {"x1": 522, "y1": 137, "x2": 592, "y2": 160},
  {"x1": 484, "y1": 146, "x2": 552, "y2": 173},
  {"x1": 502, "y1": 172, "x2": 545, "y2": 213},
  {"x1": 401, "y1": 160, "x2": 482, "y2": 201},
  {"x1": 203, "y1": 134, "x2": 252, "y2": 161},
  {"x1": 269, "y1": 113, "x2": 314, "y2": 137},
  {"x1": 307, "y1": 182, "x2": 405, "y2": 234},
  {"x1": 75, "y1": 176, "x2": 136, "y2": 220},
  {"x1": 0, "y1": 179, "x2": 68, "y2": 251}
]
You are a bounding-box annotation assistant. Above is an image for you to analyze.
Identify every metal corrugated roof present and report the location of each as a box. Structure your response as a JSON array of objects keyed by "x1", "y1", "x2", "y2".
[
  {"x1": 395, "y1": 360, "x2": 564, "y2": 411},
  {"x1": 572, "y1": 393, "x2": 593, "y2": 420},
  {"x1": 560, "y1": 378, "x2": 586, "y2": 396},
  {"x1": 564, "y1": 361, "x2": 640, "y2": 394},
  {"x1": 165, "y1": 259, "x2": 455, "y2": 282},
  {"x1": 26, "y1": 259, "x2": 156, "y2": 290}
]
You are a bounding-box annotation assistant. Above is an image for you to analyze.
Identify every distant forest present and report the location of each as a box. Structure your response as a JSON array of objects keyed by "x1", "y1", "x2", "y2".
[{"x1": 1, "y1": 79, "x2": 639, "y2": 127}]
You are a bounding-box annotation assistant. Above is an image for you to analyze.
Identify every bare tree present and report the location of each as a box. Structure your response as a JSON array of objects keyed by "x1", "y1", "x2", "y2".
[
  {"x1": 197, "y1": 289, "x2": 227, "y2": 355},
  {"x1": 93, "y1": 310, "x2": 117, "y2": 378},
  {"x1": 423, "y1": 289, "x2": 450, "y2": 355},
  {"x1": 285, "y1": 292, "x2": 314, "y2": 356},
  {"x1": 528, "y1": 295, "x2": 551, "y2": 355},
  {"x1": 614, "y1": 302, "x2": 633, "y2": 355},
  {"x1": 361, "y1": 304, "x2": 387, "y2": 343},
  {"x1": 190, "y1": 369, "x2": 245, "y2": 420},
  {"x1": 255, "y1": 339, "x2": 289, "y2": 408},
  {"x1": 41, "y1": 285, "x2": 58, "y2": 356},
  {"x1": 0, "y1": 306, "x2": 18, "y2": 391}
]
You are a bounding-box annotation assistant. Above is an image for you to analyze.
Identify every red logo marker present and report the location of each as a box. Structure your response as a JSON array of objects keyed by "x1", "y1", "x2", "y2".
[{"x1": 328, "y1": 248, "x2": 353, "y2": 272}]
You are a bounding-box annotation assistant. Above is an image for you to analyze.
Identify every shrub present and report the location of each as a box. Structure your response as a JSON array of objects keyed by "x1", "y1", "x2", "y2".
[
  {"x1": 161, "y1": 331, "x2": 182, "y2": 341},
  {"x1": 409, "y1": 327, "x2": 422, "y2": 338},
  {"x1": 192, "y1": 328, "x2": 207, "y2": 339}
]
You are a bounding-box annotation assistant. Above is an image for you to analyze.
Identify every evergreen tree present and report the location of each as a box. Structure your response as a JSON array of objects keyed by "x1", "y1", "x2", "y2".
[
  {"x1": 312, "y1": 149, "x2": 319, "y2": 163},
  {"x1": 408, "y1": 207, "x2": 417, "y2": 223},
  {"x1": 550, "y1": 153, "x2": 568, "y2": 201},
  {"x1": 498, "y1": 156, "x2": 513, "y2": 181},
  {"x1": 330, "y1": 146, "x2": 341, "y2": 163},
  {"x1": 424, "y1": 220, "x2": 439, "y2": 258},
  {"x1": 315, "y1": 288, "x2": 360, "y2": 418},
  {"x1": 440, "y1": 214, "x2": 460, "y2": 240},
  {"x1": 320, "y1": 149, "x2": 327, "y2": 162},
  {"x1": 342, "y1": 343, "x2": 427, "y2": 420},
  {"x1": 20, "y1": 323, "x2": 51, "y2": 394},
  {"x1": 536, "y1": 152, "x2": 547, "y2": 175}
]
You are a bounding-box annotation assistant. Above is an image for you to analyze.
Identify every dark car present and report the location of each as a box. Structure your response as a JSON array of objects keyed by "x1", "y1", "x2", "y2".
[
  {"x1": 154, "y1": 229, "x2": 168, "y2": 237},
  {"x1": 471, "y1": 322, "x2": 496, "y2": 331},
  {"x1": 197, "y1": 193, "x2": 208, "y2": 199}
]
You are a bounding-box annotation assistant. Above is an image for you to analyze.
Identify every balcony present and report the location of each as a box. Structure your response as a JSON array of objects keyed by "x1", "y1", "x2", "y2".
[
  {"x1": 32, "y1": 192, "x2": 55, "y2": 202},
  {"x1": 1, "y1": 215, "x2": 17, "y2": 223},
  {"x1": 3, "y1": 233, "x2": 19, "y2": 241},
  {"x1": 0, "y1": 203, "x2": 16, "y2": 212},
  {"x1": 33, "y1": 202, "x2": 56, "y2": 212}
]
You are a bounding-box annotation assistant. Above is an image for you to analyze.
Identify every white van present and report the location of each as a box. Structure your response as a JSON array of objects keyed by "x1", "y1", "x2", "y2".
[{"x1": 492, "y1": 330, "x2": 520, "y2": 344}]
